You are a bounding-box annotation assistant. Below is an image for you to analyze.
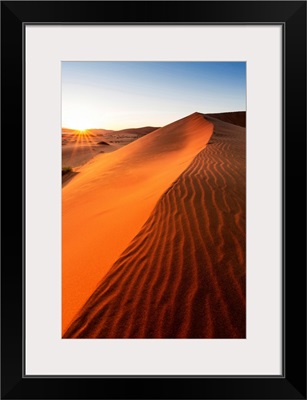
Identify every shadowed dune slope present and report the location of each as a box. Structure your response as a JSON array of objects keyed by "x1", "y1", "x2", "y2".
[
  {"x1": 64, "y1": 116, "x2": 246, "y2": 338},
  {"x1": 206, "y1": 111, "x2": 246, "y2": 127},
  {"x1": 62, "y1": 113, "x2": 213, "y2": 333}
]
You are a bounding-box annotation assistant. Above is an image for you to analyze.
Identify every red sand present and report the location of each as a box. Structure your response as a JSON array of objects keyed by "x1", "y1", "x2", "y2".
[
  {"x1": 63, "y1": 114, "x2": 246, "y2": 338},
  {"x1": 62, "y1": 113, "x2": 214, "y2": 333}
]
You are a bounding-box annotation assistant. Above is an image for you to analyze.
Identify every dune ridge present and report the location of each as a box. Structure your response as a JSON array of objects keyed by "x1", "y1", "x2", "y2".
[
  {"x1": 64, "y1": 116, "x2": 246, "y2": 338},
  {"x1": 62, "y1": 113, "x2": 214, "y2": 333}
]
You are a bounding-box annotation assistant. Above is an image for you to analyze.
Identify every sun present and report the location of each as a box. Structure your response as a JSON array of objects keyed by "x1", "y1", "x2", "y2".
[
  {"x1": 77, "y1": 129, "x2": 88, "y2": 135},
  {"x1": 68, "y1": 118, "x2": 90, "y2": 132}
]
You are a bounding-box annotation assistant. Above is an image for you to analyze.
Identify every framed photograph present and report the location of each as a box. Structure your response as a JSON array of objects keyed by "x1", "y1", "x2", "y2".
[{"x1": 1, "y1": 1, "x2": 306, "y2": 399}]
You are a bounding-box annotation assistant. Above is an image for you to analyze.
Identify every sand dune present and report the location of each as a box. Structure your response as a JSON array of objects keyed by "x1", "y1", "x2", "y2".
[
  {"x1": 63, "y1": 115, "x2": 245, "y2": 338},
  {"x1": 62, "y1": 126, "x2": 158, "y2": 170},
  {"x1": 62, "y1": 113, "x2": 214, "y2": 333}
]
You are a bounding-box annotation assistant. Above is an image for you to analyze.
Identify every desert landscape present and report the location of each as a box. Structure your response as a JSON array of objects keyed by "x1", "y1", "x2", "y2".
[
  {"x1": 62, "y1": 126, "x2": 158, "y2": 186},
  {"x1": 62, "y1": 111, "x2": 246, "y2": 338}
]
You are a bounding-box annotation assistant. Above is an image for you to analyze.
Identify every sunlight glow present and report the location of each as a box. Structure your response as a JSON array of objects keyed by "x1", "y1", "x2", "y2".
[
  {"x1": 62, "y1": 62, "x2": 246, "y2": 130},
  {"x1": 66, "y1": 116, "x2": 91, "y2": 131}
]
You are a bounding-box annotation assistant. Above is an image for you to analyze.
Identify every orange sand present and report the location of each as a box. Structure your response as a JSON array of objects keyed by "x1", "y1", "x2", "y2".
[
  {"x1": 64, "y1": 115, "x2": 246, "y2": 338},
  {"x1": 62, "y1": 113, "x2": 214, "y2": 333}
]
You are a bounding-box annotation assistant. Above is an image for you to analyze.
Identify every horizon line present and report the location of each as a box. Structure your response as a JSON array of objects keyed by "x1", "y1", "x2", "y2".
[{"x1": 62, "y1": 110, "x2": 246, "y2": 131}]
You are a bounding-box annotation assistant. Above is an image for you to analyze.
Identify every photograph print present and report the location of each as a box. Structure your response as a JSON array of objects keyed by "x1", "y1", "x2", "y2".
[{"x1": 61, "y1": 61, "x2": 246, "y2": 339}]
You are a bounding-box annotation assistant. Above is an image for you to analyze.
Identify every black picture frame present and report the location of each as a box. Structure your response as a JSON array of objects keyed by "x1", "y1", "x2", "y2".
[{"x1": 1, "y1": 1, "x2": 306, "y2": 399}]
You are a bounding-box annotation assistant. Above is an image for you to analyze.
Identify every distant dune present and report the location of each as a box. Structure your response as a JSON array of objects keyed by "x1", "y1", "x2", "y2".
[
  {"x1": 64, "y1": 113, "x2": 246, "y2": 338},
  {"x1": 62, "y1": 128, "x2": 114, "y2": 135},
  {"x1": 62, "y1": 113, "x2": 214, "y2": 333},
  {"x1": 206, "y1": 111, "x2": 246, "y2": 127}
]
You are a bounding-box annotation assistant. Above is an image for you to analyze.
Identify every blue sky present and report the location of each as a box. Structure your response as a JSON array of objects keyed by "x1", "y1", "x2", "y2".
[{"x1": 62, "y1": 62, "x2": 246, "y2": 130}]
